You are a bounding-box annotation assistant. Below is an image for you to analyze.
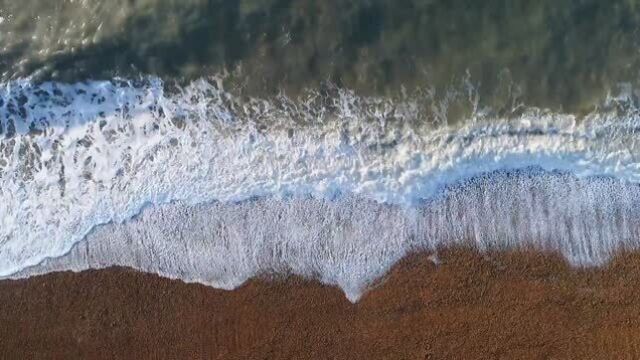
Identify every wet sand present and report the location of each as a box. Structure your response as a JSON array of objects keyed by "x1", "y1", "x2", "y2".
[{"x1": 2, "y1": 247, "x2": 640, "y2": 359}]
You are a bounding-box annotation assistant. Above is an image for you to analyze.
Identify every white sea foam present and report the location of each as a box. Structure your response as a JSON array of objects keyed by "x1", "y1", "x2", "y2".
[
  {"x1": 10, "y1": 171, "x2": 640, "y2": 302},
  {"x1": 1, "y1": 77, "x2": 640, "y2": 301}
]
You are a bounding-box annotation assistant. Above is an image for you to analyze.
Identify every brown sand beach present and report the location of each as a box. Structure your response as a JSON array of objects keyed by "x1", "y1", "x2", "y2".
[{"x1": 2, "y1": 247, "x2": 640, "y2": 359}]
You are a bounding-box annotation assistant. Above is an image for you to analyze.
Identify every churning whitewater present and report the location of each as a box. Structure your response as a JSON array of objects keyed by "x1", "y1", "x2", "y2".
[{"x1": 2, "y1": 77, "x2": 640, "y2": 301}]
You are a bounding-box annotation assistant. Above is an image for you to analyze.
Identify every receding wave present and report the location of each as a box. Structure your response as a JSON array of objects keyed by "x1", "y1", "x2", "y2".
[{"x1": 2, "y1": 77, "x2": 640, "y2": 301}]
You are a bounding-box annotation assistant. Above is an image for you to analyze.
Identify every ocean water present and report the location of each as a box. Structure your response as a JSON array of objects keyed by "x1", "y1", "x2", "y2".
[{"x1": 2, "y1": 1, "x2": 640, "y2": 301}]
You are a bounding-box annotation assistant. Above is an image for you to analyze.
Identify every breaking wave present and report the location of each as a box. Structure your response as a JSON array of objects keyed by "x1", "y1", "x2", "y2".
[{"x1": 2, "y1": 77, "x2": 640, "y2": 301}]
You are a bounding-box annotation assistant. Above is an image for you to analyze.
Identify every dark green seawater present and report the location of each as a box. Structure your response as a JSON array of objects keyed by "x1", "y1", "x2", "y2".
[{"x1": 1, "y1": 0, "x2": 640, "y2": 111}]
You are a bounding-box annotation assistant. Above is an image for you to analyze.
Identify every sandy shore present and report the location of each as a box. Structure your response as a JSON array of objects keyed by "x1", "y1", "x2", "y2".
[{"x1": 2, "y1": 247, "x2": 640, "y2": 359}]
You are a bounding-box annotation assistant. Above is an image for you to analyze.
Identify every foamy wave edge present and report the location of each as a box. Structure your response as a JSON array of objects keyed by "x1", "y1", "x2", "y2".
[{"x1": 2, "y1": 77, "x2": 640, "y2": 301}]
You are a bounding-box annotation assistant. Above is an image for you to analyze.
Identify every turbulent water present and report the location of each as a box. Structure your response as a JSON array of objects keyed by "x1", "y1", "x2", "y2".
[
  {"x1": 2, "y1": 0, "x2": 640, "y2": 301},
  {"x1": 1, "y1": 77, "x2": 640, "y2": 301}
]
